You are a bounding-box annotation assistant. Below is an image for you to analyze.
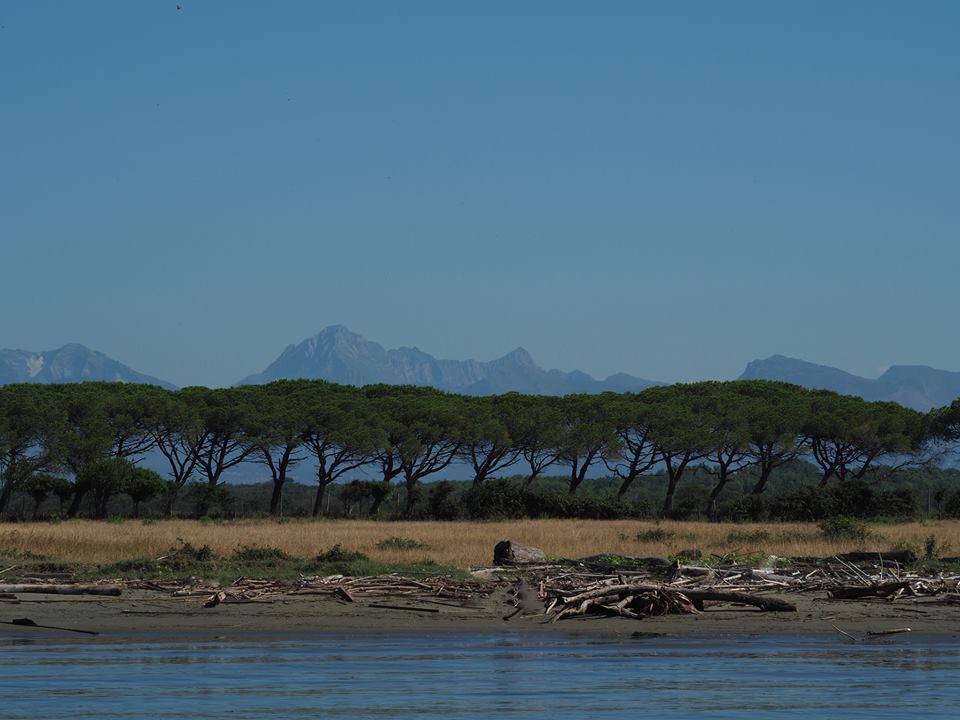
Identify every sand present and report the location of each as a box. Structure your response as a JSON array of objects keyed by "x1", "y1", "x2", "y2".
[{"x1": 3, "y1": 589, "x2": 960, "y2": 643}]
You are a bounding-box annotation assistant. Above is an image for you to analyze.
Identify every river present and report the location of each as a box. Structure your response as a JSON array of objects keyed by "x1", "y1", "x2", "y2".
[{"x1": 1, "y1": 632, "x2": 958, "y2": 718}]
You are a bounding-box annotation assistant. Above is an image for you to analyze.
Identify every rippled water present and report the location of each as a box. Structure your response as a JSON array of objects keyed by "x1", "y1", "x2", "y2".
[{"x1": 1, "y1": 633, "x2": 958, "y2": 718}]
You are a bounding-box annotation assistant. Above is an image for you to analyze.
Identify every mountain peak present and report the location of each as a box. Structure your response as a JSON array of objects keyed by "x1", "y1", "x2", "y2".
[
  {"x1": 238, "y1": 328, "x2": 659, "y2": 395},
  {"x1": 498, "y1": 347, "x2": 535, "y2": 366},
  {"x1": 739, "y1": 354, "x2": 960, "y2": 411},
  {"x1": 0, "y1": 344, "x2": 175, "y2": 389}
]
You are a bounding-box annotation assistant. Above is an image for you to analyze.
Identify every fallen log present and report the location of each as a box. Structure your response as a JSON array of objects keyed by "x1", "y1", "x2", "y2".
[
  {"x1": 680, "y1": 589, "x2": 796, "y2": 612},
  {"x1": 1, "y1": 617, "x2": 98, "y2": 636},
  {"x1": 828, "y1": 581, "x2": 912, "y2": 600},
  {"x1": 0, "y1": 583, "x2": 121, "y2": 597}
]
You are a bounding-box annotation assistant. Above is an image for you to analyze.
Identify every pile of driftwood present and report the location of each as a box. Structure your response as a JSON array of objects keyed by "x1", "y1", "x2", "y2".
[
  {"x1": 499, "y1": 550, "x2": 960, "y2": 623},
  {"x1": 124, "y1": 573, "x2": 490, "y2": 608},
  {"x1": 545, "y1": 581, "x2": 795, "y2": 622}
]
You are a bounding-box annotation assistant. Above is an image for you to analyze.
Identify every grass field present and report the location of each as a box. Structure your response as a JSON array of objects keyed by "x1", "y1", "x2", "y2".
[{"x1": 2, "y1": 518, "x2": 959, "y2": 568}]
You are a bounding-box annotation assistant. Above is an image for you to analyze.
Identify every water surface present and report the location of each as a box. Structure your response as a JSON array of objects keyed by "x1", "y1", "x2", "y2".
[{"x1": 1, "y1": 633, "x2": 957, "y2": 718}]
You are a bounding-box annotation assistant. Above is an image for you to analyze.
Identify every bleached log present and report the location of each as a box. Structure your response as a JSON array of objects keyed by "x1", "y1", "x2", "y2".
[
  {"x1": 828, "y1": 581, "x2": 912, "y2": 600},
  {"x1": 0, "y1": 583, "x2": 121, "y2": 597}
]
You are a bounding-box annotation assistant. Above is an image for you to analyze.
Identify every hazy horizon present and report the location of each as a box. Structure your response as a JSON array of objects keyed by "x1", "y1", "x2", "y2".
[{"x1": 2, "y1": 2, "x2": 957, "y2": 388}]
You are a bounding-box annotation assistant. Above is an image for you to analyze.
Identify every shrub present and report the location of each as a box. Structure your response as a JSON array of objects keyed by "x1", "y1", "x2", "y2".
[
  {"x1": 727, "y1": 495, "x2": 768, "y2": 522},
  {"x1": 635, "y1": 527, "x2": 674, "y2": 543},
  {"x1": 232, "y1": 545, "x2": 295, "y2": 562},
  {"x1": 316, "y1": 544, "x2": 368, "y2": 563},
  {"x1": 170, "y1": 539, "x2": 214, "y2": 563},
  {"x1": 376, "y1": 536, "x2": 431, "y2": 551},
  {"x1": 426, "y1": 481, "x2": 460, "y2": 520},
  {"x1": 727, "y1": 529, "x2": 770, "y2": 544},
  {"x1": 766, "y1": 486, "x2": 834, "y2": 521},
  {"x1": 818, "y1": 516, "x2": 870, "y2": 543},
  {"x1": 462, "y1": 480, "x2": 526, "y2": 520}
]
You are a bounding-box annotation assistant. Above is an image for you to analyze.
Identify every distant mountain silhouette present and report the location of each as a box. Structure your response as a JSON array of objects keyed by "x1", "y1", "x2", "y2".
[
  {"x1": 238, "y1": 325, "x2": 661, "y2": 395},
  {"x1": 738, "y1": 354, "x2": 960, "y2": 411},
  {"x1": 0, "y1": 344, "x2": 175, "y2": 389}
]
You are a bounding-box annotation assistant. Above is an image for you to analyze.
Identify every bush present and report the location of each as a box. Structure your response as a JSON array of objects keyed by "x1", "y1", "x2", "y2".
[
  {"x1": 727, "y1": 529, "x2": 769, "y2": 544},
  {"x1": 232, "y1": 545, "x2": 295, "y2": 562},
  {"x1": 462, "y1": 480, "x2": 526, "y2": 520},
  {"x1": 635, "y1": 527, "x2": 674, "y2": 542},
  {"x1": 426, "y1": 481, "x2": 460, "y2": 520},
  {"x1": 316, "y1": 544, "x2": 368, "y2": 563},
  {"x1": 376, "y1": 536, "x2": 431, "y2": 551},
  {"x1": 726, "y1": 495, "x2": 768, "y2": 522},
  {"x1": 170, "y1": 539, "x2": 215, "y2": 563},
  {"x1": 766, "y1": 486, "x2": 834, "y2": 521},
  {"x1": 818, "y1": 516, "x2": 870, "y2": 543}
]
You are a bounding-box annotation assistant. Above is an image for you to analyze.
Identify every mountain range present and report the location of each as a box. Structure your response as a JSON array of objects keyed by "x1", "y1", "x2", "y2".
[
  {"x1": 738, "y1": 355, "x2": 960, "y2": 411},
  {"x1": 2, "y1": 330, "x2": 958, "y2": 410},
  {"x1": 237, "y1": 325, "x2": 661, "y2": 395},
  {"x1": 0, "y1": 344, "x2": 176, "y2": 390}
]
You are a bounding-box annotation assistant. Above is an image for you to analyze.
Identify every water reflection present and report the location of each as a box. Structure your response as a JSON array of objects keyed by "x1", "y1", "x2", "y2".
[{"x1": 0, "y1": 634, "x2": 957, "y2": 719}]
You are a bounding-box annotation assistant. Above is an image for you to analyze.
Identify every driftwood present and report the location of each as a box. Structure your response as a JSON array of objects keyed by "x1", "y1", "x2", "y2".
[
  {"x1": 839, "y1": 550, "x2": 916, "y2": 565},
  {"x1": 0, "y1": 583, "x2": 121, "y2": 597},
  {"x1": 543, "y1": 579, "x2": 796, "y2": 622},
  {"x1": 866, "y1": 627, "x2": 912, "y2": 637},
  {"x1": 0, "y1": 617, "x2": 98, "y2": 635},
  {"x1": 828, "y1": 581, "x2": 912, "y2": 600},
  {"x1": 681, "y1": 589, "x2": 796, "y2": 612},
  {"x1": 368, "y1": 603, "x2": 440, "y2": 613}
]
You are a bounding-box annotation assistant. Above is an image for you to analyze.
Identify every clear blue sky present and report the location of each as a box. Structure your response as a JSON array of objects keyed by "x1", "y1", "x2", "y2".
[{"x1": 1, "y1": 1, "x2": 957, "y2": 388}]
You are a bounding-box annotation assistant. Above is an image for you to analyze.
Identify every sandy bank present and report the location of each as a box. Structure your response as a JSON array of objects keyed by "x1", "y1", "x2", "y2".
[{"x1": 3, "y1": 589, "x2": 960, "y2": 643}]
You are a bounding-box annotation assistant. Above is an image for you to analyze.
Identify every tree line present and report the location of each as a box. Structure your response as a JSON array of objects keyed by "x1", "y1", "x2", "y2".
[{"x1": 1, "y1": 379, "x2": 957, "y2": 520}]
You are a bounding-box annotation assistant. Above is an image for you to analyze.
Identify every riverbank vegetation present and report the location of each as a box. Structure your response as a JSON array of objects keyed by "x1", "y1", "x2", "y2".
[
  {"x1": 1, "y1": 380, "x2": 958, "y2": 522},
  {"x1": 2, "y1": 518, "x2": 959, "y2": 571}
]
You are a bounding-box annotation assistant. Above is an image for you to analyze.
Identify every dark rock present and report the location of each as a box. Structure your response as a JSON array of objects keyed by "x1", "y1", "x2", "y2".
[{"x1": 494, "y1": 540, "x2": 546, "y2": 566}]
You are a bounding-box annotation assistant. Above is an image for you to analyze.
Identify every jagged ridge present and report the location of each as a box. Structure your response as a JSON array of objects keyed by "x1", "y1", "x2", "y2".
[
  {"x1": 0, "y1": 344, "x2": 176, "y2": 389},
  {"x1": 238, "y1": 325, "x2": 661, "y2": 395},
  {"x1": 738, "y1": 354, "x2": 960, "y2": 411}
]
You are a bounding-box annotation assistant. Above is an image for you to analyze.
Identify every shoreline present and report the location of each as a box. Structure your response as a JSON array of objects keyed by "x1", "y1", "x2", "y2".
[{"x1": 3, "y1": 589, "x2": 960, "y2": 644}]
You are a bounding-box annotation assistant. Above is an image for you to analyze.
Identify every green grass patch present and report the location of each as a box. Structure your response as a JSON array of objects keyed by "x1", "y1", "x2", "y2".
[{"x1": 375, "y1": 536, "x2": 431, "y2": 551}]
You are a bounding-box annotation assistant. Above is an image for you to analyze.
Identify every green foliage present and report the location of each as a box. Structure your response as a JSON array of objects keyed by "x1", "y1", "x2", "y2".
[
  {"x1": 231, "y1": 545, "x2": 295, "y2": 562},
  {"x1": 172, "y1": 538, "x2": 215, "y2": 563},
  {"x1": 461, "y1": 479, "x2": 650, "y2": 520},
  {"x1": 316, "y1": 544, "x2": 368, "y2": 563},
  {"x1": 818, "y1": 516, "x2": 870, "y2": 543},
  {"x1": 376, "y1": 536, "x2": 431, "y2": 551},
  {"x1": 635, "y1": 527, "x2": 675, "y2": 542},
  {"x1": 727, "y1": 529, "x2": 770, "y2": 544},
  {"x1": 1, "y1": 378, "x2": 955, "y2": 522}
]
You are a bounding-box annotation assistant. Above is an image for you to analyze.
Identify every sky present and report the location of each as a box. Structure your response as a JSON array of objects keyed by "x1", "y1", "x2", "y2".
[{"x1": 1, "y1": 1, "x2": 958, "y2": 389}]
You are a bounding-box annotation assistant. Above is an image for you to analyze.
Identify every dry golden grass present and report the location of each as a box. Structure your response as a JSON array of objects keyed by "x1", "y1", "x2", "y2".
[{"x1": 2, "y1": 518, "x2": 959, "y2": 567}]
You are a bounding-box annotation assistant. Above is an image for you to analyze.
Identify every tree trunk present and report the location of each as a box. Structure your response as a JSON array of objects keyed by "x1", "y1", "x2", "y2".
[
  {"x1": 312, "y1": 479, "x2": 330, "y2": 517},
  {"x1": 67, "y1": 488, "x2": 87, "y2": 518},
  {"x1": 403, "y1": 475, "x2": 418, "y2": 515},
  {"x1": 661, "y1": 478, "x2": 679, "y2": 517},
  {"x1": 0, "y1": 480, "x2": 15, "y2": 516},
  {"x1": 269, "y1": 480, "x2": 284, "y2": 515},
  {"x1": 705, "y1": 475, "x2": 728, "y2": 521},
  {"x1": 568, "y1": 461, "x2": 580, "y2": 495},
  {"x1": 196, "y1": 470, "x2": 223, "y2": 517},
  {"x1": 750, "y1": 458, "x2": 772, "y2": 494}
]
